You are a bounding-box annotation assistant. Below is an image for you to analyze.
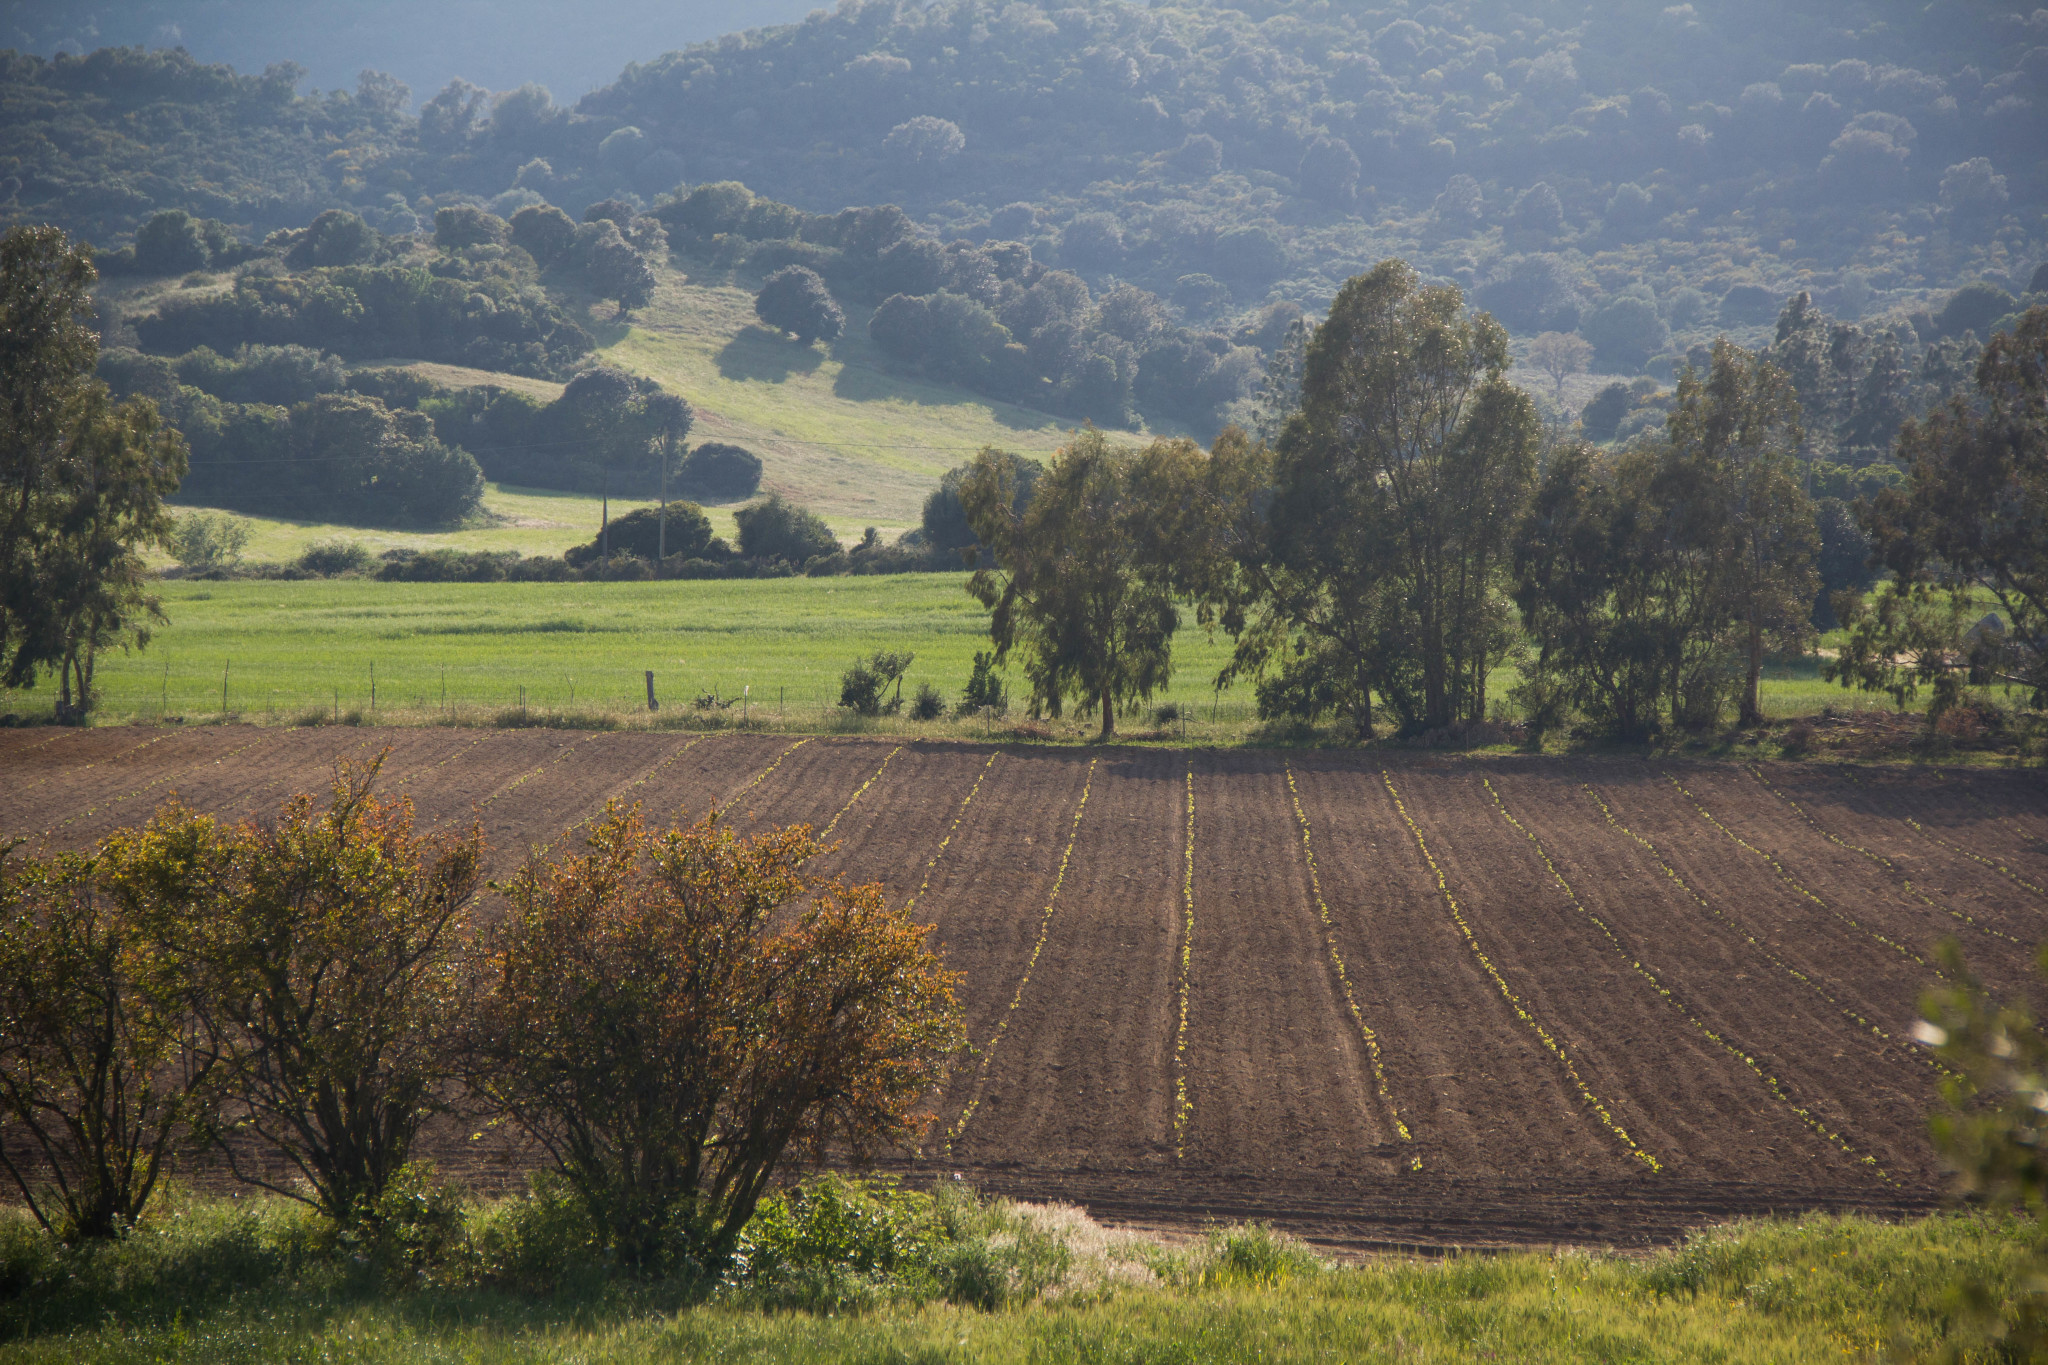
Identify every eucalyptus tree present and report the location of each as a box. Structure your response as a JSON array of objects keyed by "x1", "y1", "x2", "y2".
[
  {"x1": 0, "y1": 226, "x2": 186, "y2": 719},
  {"x1": 961, "y1": 429, "x2": 1225, "y2": 739},
  {"x1": 1237, "y1": 260, "x2": 1538, "y2": 736}
]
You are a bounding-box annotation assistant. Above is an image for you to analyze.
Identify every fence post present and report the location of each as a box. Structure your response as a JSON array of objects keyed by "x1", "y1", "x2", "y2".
[
  {"x1": 646, "y1": 670, "x2": 659, "y2": 712},
  {"x1": 221, "y1": 660, "x2": 229, "y2": 715}
]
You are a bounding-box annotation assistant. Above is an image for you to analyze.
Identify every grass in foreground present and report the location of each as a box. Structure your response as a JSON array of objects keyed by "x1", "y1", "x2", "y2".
[
  {"x1": 0, "y1": 1186, "x2": 2029, "y2": 1363},
  {"x1": 6, "y1": 577, "x2": 1891, "y2": 743}
]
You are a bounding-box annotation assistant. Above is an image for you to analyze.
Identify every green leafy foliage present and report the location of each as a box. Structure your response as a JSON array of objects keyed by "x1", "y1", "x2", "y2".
[
  {"x1": 1831, "y1": 306, "x2": 2048, "y2": 715},
  {"x1": 735, "y1": 492, "x2": 838, "y2": 565},
  {"x1": 1916, "y1": 942, "x2": 2048, "y2": 1358},
  {"x1": 840, "y1": 649, "x2": 914, "y2": 716},
  {"x1": 0, "y1": 225, "x2": 187, "y2": 718}
]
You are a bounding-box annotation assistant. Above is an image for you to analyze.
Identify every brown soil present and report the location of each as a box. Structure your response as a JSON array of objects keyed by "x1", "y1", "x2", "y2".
[{"x1": 10, "y1": 725, "x2": 2042, "y2": 1250}]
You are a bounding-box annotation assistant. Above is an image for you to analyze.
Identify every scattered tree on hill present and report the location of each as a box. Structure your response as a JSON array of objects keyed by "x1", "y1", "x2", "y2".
[
  {"x1": 0, "y1": 226, "x2": 187, "y2": 721},
  {"x1": 472, "y1": 804, "x2": 962, "y2": 1271},
  {"x1": 432, "y1": 205, "x2": 508, "y2": 250},
  {"x1": 676, "y1": 442, "x2": 762, "y2": 501},
  {"x1": 1580, "y1": 382, "x2": 1631, "y2": 441},
  {"x1": 754, "y1": 266, "x2": 844, "y2": 345},
  {"x1": 1528, "y1": 331, "x2": 1592, "y2": 401},
  {"x1": 509, "y1": 203, "x2": 577, "y2": 266},
  {"x1": 585, "y1": 223, "x2": 656, "y2": 316},
  {"x1": 132, "y1": 209, "x2": 234, "y2": 276}
]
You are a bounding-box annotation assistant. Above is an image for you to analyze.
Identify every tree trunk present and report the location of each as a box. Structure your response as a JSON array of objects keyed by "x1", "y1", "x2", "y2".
[
  {"x1": 1742, "y1": 619, "x2": 1764, "y2": 727},
  {"x1": 601, "y1": 470, "x2": 611, "y2": 571},
  {"x1": 1099, "y1": 684, "x2": 1115, "y2": 740},
  {"x1": 658, "y1": 438, "x2": 668, "y2": 571}
]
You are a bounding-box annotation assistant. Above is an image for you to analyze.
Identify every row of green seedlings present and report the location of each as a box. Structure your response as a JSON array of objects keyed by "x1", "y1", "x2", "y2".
[
  {"x1": 1480, "y1": 776, "x2": 1886, "y2": 1181},
  {"x1": 945, "y1": 759, "x2": 1098, "y2": 1153},
  {"x1": 1867, "y1": 769, "x2": 2048, "y2": 903},
  {"x1": 0, "y1": 751, "x2": 963, "y2": 1282},
  {"x1": 1743, "y1": 764, "x2": 2019, "y2": 947},
  {"x1": 1380, "y1": 769, "x2": 1662, "y2": 1171}
]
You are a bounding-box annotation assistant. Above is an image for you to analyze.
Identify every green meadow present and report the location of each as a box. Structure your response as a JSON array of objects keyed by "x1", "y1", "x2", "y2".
[
  {"x1": 9, "y1": 575, "x2": 1878, "y2": 737},
  {"x1": 0, "y1": 1195, "x2": 2031, "y2": 1364}
]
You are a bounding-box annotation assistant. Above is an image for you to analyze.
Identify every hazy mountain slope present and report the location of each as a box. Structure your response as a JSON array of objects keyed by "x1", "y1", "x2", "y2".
[
  {"x1": 0, "y1": 0, "x2": 815, "y2": 102},
  {"x1": 1, "y1": 1, "x2": 2040, "y2": 338}
]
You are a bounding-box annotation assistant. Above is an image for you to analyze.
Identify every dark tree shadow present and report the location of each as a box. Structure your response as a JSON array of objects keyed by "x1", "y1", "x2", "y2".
[
  {"x1": 716, "y1": 325, "x2": 827, "y2": 383},
  {"x1": 827, "y1": 360, "x2": 1065, "y2": 435}
]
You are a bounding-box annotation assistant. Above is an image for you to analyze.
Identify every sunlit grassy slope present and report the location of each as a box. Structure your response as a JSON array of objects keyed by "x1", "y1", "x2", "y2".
[
  {"x1": 600, "y1": 266, "x2": 1076, "y2": 533},
  {"x1": 162, "y1": 483, "x2": 691, "y2": 567},
  {"x1": 140, "y1": 258, "x2": 1096, "y2": 552}
]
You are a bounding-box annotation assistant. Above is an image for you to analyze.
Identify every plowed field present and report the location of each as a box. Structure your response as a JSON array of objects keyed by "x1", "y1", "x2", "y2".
[{"x1": 9, "y1": 725, "x2": 2046, "y2": 1250}]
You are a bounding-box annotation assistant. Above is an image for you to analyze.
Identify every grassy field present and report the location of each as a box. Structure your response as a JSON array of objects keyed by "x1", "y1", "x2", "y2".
[
  {"x1": 22, "y1": 574, "x2": 1241, "y2": 734},
  {"x1": 0, "y1": 1193, "x2": 2029, "y2": 1363},
  {"x1": 162, "y1": 482, "x2": 712, "y2": 567},
  {"x1": 4, "y1": 575, "x2": 1888, "y2": 737}
]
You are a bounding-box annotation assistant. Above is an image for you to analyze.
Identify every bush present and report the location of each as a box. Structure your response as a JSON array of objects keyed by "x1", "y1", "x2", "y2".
[
  {"x1": 677, "y1": 443, "x2": 763, "y2": 501},
  {"x1": 105, "y1": 758, "x2": 485, "y2": 1226},
  {"x1": 0, "y1": 851, "x2": 212, "y2": 1240},
  {"x1": 735, "y1": 492, "x2": 838, "y2": 563},
  {"x1": 960, "y1": 649, "x2": 1007, "y2": 715},
  {"x1": 471, "y1": 805, "x2": 963, "y2": 1272},
  {"x1": 563, "y1": 504, "x2": 715, "y2": 568},
  {"x1": 376, "y1": 548, "x2": 510, "y2": 582},
  {"x1": 841, "y1": 650, "x2": 914, "y2": 716},
  {"x1": 166, "y1": 511, "x2": 251, "y2": 571},
  {"x1": 910, "y1": 683, "x2": 945, "y2": 720},
  {"x1": 296, "y1": 539, "x2": 373, "y2": 576}
]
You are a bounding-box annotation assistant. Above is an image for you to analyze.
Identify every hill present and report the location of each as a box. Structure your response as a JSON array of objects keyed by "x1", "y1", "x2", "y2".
[{"x1": 3, "y1": 2, "x2": 2040, "y2": 340}]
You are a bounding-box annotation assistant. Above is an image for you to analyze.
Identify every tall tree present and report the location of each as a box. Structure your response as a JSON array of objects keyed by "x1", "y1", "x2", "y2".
[
  {"x1": 1832, "y1": 307, "x2": 2048, "y2": 713},
  {"x1": 1241, "y1": 260, "x2": 1538, "y2": 735},
  {"x1": 0, "y1": 226, "x2": 186, "y2": 720},
  {"x1": 1670, "y1": 339, "x2": 1817, "y2": 725},
  {"x1": 1516, "y1": 343, "x2": 1817, "y2": 738},
  {"x1": 961, "y1": 429, "x2": 1209, "y2": 738},
  {"x1": 644, "y1": 391, "x2": 694, "y2": 566}
]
